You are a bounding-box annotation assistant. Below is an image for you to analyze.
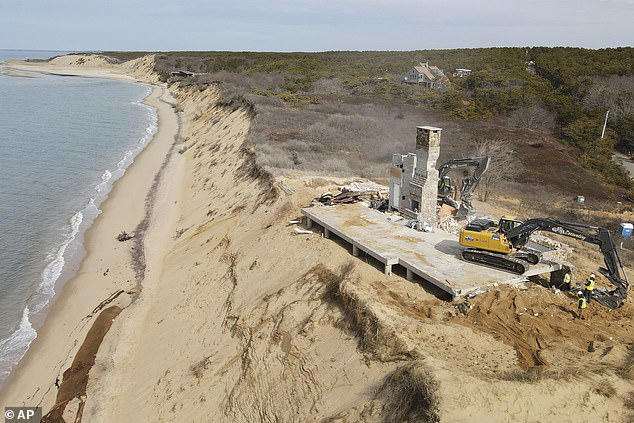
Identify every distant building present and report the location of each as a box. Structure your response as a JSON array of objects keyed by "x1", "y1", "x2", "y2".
[
  {"x1": 402, "y1": 62, "x2": 447, "y2": 88},
  {"x1": 170, "y1": 70, "x2": 194, "y2": 78},
  {"x1": 453, "y1": 68, "x2": 472, "y2": 77},
  {"x1": 526, "y1": 61, "x2": 536, "y2": 74}
]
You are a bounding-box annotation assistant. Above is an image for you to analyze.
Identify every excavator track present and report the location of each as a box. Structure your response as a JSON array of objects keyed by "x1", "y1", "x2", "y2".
[{"x1": 462, "y1": 248, "x2": 528, "y2": 274}]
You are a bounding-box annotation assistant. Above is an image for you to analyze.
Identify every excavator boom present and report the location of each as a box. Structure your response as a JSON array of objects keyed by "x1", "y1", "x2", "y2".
[
  {"x1": 460, "y1": 216, "x2": 628, "y2": 308},
  {"x1": 505, "y1": 219, "x2": 628, "y2": 307}
]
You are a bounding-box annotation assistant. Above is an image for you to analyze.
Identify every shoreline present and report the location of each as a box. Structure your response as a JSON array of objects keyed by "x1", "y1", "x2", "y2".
[
  {"x1": 0, "y1": 61, "x2": 182, "y2": 414},
  {"x1": 0, "y1": 82, "x2": 157, "y2": 387}
]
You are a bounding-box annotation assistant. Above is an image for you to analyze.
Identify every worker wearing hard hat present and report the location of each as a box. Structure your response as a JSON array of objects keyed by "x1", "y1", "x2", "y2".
[
  {"x1": 584, "y1": 274, "x2": 596, "y2": 303},
  {"x1": 577, "y1": 291, "x2": 587, "y2": 319}
]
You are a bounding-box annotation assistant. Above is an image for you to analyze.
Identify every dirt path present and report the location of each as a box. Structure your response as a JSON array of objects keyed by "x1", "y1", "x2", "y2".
[{"x1": 615, "y1": 153, "x2": 634, "y2": 178}]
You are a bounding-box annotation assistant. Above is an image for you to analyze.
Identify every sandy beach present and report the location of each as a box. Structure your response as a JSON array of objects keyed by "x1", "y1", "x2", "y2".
[{"x1": 0, "y1": 58, "x2": 182, "y2": 418}]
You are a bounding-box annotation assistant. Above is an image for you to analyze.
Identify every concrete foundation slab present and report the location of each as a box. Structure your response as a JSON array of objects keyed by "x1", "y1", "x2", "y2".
[{"x1": 302, "y1": 203, "x2": 564, "y2": 299}]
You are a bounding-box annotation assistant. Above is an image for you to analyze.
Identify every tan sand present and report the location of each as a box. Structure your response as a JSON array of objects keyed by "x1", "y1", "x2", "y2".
[{"x1": 2, "y1": 55, "x2": 632, "y2": 422}]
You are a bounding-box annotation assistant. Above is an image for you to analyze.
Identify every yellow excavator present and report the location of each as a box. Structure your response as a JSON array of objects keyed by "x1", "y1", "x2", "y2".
[
  {"x1": 460, "y1": 216, "x2": 529, "y2": 271},
  {"x1": 459, "y1": 216, "x2": 629, "y2": 308}
]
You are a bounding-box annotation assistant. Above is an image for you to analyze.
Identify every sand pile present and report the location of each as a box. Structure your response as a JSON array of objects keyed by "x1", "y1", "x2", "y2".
[
  {"x1": 48, "y1": 54, "x2": 116, "y2": 68},
  {"x1": 454, "y1": 285, "x2": 634, "y2": 368}
]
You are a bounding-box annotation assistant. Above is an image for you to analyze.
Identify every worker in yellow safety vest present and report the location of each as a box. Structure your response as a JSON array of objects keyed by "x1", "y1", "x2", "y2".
[
  {"x1": 562, "y1": 271, "x2": 572, "y2": 291},
  {"x1": 577, "y1": 291, "x2": 587, "y2": 319},
  {"x1": 584, "y1": 274, "x2": 595, "y2": 303}
]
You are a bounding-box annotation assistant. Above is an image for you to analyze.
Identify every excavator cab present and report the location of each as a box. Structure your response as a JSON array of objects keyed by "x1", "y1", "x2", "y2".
[
  {"x1": 438, "y1": 176, "x2": 454, "y2": 198},
  {"x1": 498, "y1": 217, "x2": 523, "y2": 234}
]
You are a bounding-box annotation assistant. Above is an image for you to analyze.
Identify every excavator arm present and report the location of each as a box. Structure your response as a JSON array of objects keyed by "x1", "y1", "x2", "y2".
[
  {"x1": 505, "y1": 218, "x2": 629, "y2": 307},
  {"x1": 437, "y1": 156, "x2": 490, "y2": 215}
]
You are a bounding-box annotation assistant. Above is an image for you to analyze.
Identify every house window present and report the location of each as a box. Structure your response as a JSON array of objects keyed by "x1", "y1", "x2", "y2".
[{"x1": 411, "y1": 200, "x2": 420, "y2": 211}]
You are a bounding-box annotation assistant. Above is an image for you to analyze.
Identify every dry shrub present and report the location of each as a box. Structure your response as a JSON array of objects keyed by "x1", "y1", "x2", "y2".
[
  {"x1": 190, "y1": 356, "x2": 212, "y2": 380},
  {"x1": 593, "y1": 379, "x2": 617, "y2": 397},
  {"x1": 498, "y1": 368, "x2": 547, "y2": 383},
  {"x1": 618, "y1": 344, "x2": 634, "y2": 380},
  {"x1": 584, "y1": 75, "x2": 634, "y2": 119},
  {"x1": 311, "y1": 77, "x2": 348, "y2": 95},
  {"x1": 322, "y1": 262, "x2": 414, "y2": 361},
  {"x1": 244, "y1": 101, "x2": 432, "y2": 180},
  {"x1": 234, "y1": 145, "x2": 279, "y2": 208},
  {"x1": 243, "y1": 93, "x2": 523, "y2": 184},
  {"x1": 508, "y1": 103, "x2": 554, "y2": 132},
  {"x1": 320, "y1": 261, "x2": 355, "y2": 302},
  {"x1": 209, "y1": 71, "x2": 284, "y2": 91},
  {"x1": 245, "y1": 93, "x2": 285, "y2": 107},
  {"x1": 498, "y1": 366, "x2": 587, "y2": 383},
  {"x1": 624, "y1": 391, "x2": 634, "y2": 410},
  {"x1": 475, "y1": 138, "x2": 521, "y2": 202},
  {"x1": 376, "y1": 362, "x2": 440, "y2": 423},
  {"x1": 215, "y1": 93, "x2": 256, "y2": 118}
]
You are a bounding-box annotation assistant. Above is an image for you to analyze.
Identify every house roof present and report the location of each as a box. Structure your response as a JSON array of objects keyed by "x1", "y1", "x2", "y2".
[{"x1": 413, "y1": 65, "x2": 436, "y2": 80}]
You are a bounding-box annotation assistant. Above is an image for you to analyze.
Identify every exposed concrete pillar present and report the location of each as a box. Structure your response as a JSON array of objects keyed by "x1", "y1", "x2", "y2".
[
  {"x1": 384, "y1": 264, "x2": 392, "y2": 276},
  {"x1": 352, "y1": 244, "x2": 359, "y2": 257},
  {"x1": 324, "y1": 228, "x2": 330, "y2": 239},
  {"x1": 414, "y1": 126, "x2": 442, "y2": 228},
  {"x1": 306, "y1": 218, "x2": 312, "y2": 229},
  {"x1": 406, "y1": 268, "x2": 413, "y2": 281}
]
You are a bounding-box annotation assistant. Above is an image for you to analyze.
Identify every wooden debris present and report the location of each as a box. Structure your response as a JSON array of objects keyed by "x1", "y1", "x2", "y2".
[{"x1": 116, "y1": 231, "x2": 134, "y2": 242}]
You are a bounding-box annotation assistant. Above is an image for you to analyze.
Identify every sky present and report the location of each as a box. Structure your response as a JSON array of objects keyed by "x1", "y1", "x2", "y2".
[{"x1": 1, "y1": 0, "x2": 633, "y2": 51}]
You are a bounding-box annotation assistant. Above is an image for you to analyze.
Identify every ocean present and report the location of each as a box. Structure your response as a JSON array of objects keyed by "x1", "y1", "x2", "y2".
[{"x1": 0, "y1": 50, "x2": 157, "y2": 385}]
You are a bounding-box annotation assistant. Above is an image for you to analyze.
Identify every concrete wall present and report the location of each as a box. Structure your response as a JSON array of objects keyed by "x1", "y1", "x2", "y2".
[{"x1": 389, "y1": 153, "x2": 416, "y2": 210}]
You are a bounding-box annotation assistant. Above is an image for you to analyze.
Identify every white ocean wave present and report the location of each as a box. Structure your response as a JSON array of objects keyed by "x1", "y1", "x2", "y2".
[{"x1": 0, "y1": 307, "x2": 37, "y2": 380}]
